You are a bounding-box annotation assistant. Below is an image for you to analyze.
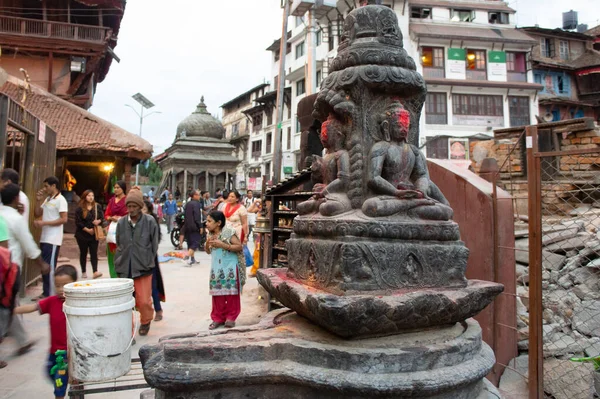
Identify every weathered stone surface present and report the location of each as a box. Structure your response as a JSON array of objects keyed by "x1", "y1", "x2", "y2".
[
  {"x1": 572, "y1": 284, "x2": 600, "y2": 300},
  {"x1": 140, "y1": 310, "x2": 497, "y2": 399},
  {"x1": 573, "y1": 300, "x2": 600, "y2": 337},
  {"x1": 498, "y1": 355, "x2": 528, "y2": 399},
  {"x1": 515, "y1": 246, "x2": 566, "y2": 271},
  {"x1": 542, "y1": 227, "x2": 581, "y2": 247},
  {"x1": 258, "y1": 268, "x2": 503, "y2": 338},
  {"x1": 286, "y1": 236, "x2": 468, "y2": 293}
]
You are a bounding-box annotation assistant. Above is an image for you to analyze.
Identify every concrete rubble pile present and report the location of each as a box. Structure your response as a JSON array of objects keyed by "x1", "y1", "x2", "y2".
[{"x1": 500, "y1": 205, "x2": 600, "y2": 398}]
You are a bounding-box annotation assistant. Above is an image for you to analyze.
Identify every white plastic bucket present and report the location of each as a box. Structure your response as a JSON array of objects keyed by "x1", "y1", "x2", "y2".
[{"x1": 63, "y1": 278, "x2": 135, "y2": 382}]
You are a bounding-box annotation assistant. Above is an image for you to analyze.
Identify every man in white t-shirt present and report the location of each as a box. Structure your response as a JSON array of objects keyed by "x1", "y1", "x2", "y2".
[{"x1": 34, "y1": 176, "x2": 68, "y2": 299}]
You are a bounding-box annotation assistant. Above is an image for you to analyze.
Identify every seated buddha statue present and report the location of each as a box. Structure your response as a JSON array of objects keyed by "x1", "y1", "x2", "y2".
[
  {"x1": 362, "y1": 101, "x2": 453, "y2": 221},
  {"x1": 297, "y1": 115, "x2": 352, "y2": 217}
]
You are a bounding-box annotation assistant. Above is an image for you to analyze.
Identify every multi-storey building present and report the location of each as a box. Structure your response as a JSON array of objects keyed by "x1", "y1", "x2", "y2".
[
  {"x1": 225, "y1": 0, "x2": 544, "y2": 181},
  {"x1": 520, "y1": 26, "x2": 600, "y2": 123},
  {"x1": 0, "y1": 0, "x2": 124, "y2": 109}
]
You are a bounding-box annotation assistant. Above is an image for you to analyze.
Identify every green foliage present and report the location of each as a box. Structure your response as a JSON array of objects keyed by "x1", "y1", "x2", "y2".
[
  {"x1": 570, "y1": 356, "x2": 600, "y2": 371},
  {"x1": 138, "y1": 160, "x2": 163, "y2": 184}
]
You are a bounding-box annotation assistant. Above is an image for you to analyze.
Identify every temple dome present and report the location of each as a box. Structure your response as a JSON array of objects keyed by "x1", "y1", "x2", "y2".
[{"x1": 176, "y1": 96, "x2": 224, "y2": 140}]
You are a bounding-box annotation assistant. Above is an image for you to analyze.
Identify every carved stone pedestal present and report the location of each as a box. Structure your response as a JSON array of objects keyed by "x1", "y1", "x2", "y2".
[
  {"x1": 140, "y1": 309, "x2": 501, "y2": 399},
  {"x1": 258, "y1": 268, "x2": 503, "y2": 338}
]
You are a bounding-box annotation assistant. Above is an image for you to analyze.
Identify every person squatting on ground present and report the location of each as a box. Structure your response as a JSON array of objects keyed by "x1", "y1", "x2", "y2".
[
  {"x1": 34, "y1": 176, "x2": 68, "y2": 299},
  {"x1": 205, "y1": 210, "x2": 246, "y2": 330},
  {"x1": 14, "y1": 264, "x2": 78, "y2": 399},
  {"x1": 181, "y1": 190, "x2": 203, "y2": 266},
  {"x1": 142, "y1": 199, "x2": 166, "y2": 322},
  {"x1": 114, "y1": 189, "x2": 159, "y2": 336},
  {"x1": 105, "y1": 180, "x2": 128, "y2": 278},
  {"x1": 74, "y1": 190, "x2": 104, "y2": 279}
]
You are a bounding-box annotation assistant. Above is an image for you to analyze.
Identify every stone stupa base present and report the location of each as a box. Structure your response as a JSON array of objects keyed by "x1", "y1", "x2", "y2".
[
  {"x1": 258, "y1": 268, "x2": 504, "y2": 338},
  {"x1": 140, "y1": 309, "x2": 500, "y2": 399}
]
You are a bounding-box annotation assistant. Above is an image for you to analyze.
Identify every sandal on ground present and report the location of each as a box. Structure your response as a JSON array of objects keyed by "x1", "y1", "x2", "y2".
[
  {"x1": 81, "y1": 273, "x2": 87, "y2": 279},
  {"x1": 209, "y1": 322, "x2": 224, "y2": 330},
  {"x1": 0, "y1": 361, "x2": 6, "y2": 369},
  {"x1": 93, "y1": 271, "x2": 103, "y2": 279},
  {"x1": 138, "y1": 323, "x2": 151, "y2": 336},
  {"x1": 224, "y1": 320, "x2": 236, "y2": 328},
  {"x1": 154, "y1": 311, "x2": 163, "y2": 322},
  {"x1": 16, "y1": 342, "x2": 34, "y2": 356}
]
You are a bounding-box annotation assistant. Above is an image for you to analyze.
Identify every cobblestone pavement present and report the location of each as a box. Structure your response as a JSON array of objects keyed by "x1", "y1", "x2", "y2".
[{"x1": 0, "y1": 226, "x2": 267, "y2": 398}]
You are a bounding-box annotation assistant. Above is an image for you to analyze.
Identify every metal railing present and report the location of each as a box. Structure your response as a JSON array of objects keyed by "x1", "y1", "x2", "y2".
[{"x1": 0, "y1": 15, "x2": 111, "y2": 43}]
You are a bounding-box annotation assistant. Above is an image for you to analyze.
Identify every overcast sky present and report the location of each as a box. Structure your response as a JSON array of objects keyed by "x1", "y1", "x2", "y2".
[{"x1": 90, "y1": 0, "x2": 600, "y2": 154}]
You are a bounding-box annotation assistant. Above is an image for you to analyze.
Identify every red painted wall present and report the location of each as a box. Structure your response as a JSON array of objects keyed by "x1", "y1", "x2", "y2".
[{"x1": 428, "y1": 159, "x2": 517, "y2": 386}]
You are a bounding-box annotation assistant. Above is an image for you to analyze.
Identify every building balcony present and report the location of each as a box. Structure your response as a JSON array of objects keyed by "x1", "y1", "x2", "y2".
[
  {"x1": 423, "y1": 67, "x2": 445, "y2": 79},
  {"x1": 508, "y1": 72, "x2": 527, "y2": 82},
  {"x1": 0, "y1": 15, "x2": 111, "y2": 45},
  {"x1": 466, "y1": 70, "x2": 487, "y2": 81}
]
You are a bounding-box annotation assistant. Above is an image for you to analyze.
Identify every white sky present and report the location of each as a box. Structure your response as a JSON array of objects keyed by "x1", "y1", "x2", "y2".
[{"x1": 90, "y1": 0, "x2": 600, "y2": 154}]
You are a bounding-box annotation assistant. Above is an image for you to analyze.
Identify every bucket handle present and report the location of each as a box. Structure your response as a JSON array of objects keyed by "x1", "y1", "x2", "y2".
[{"x1": 64, "y1": 307, "x2": 139, "y2": 358}]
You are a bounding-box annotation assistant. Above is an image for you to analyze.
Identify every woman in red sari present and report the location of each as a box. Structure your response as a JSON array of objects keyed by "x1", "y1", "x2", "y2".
[
  {"x1": 223, "y1": 190, "x2": 249, "y2": 246},
  {"x1": 105, "y1": 180, "x2": 127, "y2": 278}
]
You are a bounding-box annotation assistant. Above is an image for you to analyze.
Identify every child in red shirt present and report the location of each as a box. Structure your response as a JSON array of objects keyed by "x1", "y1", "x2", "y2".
[{"x1": 14, "y1": 265, "x2": 77, "y2": 399}]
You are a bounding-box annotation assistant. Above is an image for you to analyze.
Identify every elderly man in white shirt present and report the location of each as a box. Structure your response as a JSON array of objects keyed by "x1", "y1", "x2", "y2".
[{"x1": 0, "y1": 183, "x2": 48, "y2": 271}]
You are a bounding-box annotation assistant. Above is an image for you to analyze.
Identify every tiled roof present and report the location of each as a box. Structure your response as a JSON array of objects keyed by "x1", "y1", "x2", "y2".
[
  {"x1": 1, "y1": 76, "x2": 152, "y2": 158},
  {"x1": 570, "y1": 50, "x2": 600, "y2": 70},
  {"x1": 410, "y1": 23, "x2": 537, "y2": 44}
]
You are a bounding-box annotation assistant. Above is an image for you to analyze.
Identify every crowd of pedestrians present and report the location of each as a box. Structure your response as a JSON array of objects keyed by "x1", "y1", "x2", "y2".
[{"x1": 0, "y1": 174, "x2": 261, "y2": 397}]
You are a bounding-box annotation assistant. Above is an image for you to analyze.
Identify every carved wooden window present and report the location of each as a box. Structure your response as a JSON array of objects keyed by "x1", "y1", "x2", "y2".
[
  {"x1": 251, "y1": 140, "x2": 262, "y2": 159},
  {"x1": 425, "y1": 93, "x2": 447, "y2": 125},
  {"x1": 411, "y1": 7, "x2": 432, "y2": 19},
  {"x1": 266, "y1": 133, "x2": 272, "y2": 154}
]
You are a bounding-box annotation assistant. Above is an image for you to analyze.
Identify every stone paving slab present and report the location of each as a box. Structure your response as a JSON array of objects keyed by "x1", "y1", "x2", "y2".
[{"x1": 0, "y1": 226, "x2": 266, "y2": 398}]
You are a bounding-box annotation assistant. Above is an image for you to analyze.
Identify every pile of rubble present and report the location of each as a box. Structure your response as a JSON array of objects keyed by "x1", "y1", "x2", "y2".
[{"x1": 501, "y1": 206, "x2": 600, "y2": 398}]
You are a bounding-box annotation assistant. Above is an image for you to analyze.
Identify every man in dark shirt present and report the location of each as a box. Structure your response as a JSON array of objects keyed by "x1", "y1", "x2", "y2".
[{"x1": 183, "y1": 190, "x2": 203, "y2": 266}]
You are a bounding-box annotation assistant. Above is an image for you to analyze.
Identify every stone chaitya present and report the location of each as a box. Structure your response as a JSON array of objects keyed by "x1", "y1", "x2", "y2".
[{"x1": 140, "y1": 3, "x2": 504, "y2": 398}]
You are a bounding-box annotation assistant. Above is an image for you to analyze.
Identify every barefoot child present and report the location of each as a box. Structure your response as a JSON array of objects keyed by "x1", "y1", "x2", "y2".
[{"x1": 14, "y1": 265, "x2": 77, "y2": 399}]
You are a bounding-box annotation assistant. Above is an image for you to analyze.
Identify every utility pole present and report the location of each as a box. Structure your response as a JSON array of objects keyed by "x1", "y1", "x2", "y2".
[
  {"x1": 306, "y1": 7, "x2": 318, "y2": 95},
  {"x1": 126, "y1": 93, "x2": 160, "y2": 186},
  {"x1": 273, "y1": 0, "x2": 290, "y2": 185}
]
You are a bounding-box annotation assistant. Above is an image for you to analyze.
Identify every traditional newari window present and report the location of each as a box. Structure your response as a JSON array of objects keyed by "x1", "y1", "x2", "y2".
[
  {"x1": 296, "y1": 41, "x2": 305, "y2": 59},
  {"x1": 251, "y1": 140, "x2": 262, "y2": 158},
  {"x1": 421, "y1": 47, "x2": 444, "y2": 68},
  {"x1": 466, "y1": 49, "x2": 486, "y2": 70},
  {"x1": 232, "y1": 122, "x2": 239, "y2": 136},
  {"x1": 425, "y1": 93, "x2": 447, "y2": 124},
  {"x1": 559, "y1": 40, "x2": 570, "y2": 60},
  {"x1": 411, "y1": 7, "x2": 431, "y2": 19},
  {"x1": 266, "y1": 133, "x2": 272, "y2": 154},
  {"x1": 453, "y1": 94, "x2": 503, "y2": 116},
  {"x1": 252, "y1": 114, "x2": 262, "y2": 130}
]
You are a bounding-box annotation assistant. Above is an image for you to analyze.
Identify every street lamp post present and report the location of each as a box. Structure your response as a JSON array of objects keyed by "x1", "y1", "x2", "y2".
[{"x1": 126, "y1": 93, "x2": 160, "y2": 186}]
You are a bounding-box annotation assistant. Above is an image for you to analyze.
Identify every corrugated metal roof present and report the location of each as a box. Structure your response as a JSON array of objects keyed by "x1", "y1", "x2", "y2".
[{"x1": 410, "y1": 23, "x2": 538, "y2": 45}]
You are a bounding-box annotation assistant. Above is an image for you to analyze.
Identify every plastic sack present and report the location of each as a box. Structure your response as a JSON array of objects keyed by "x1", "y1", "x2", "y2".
[
  {"x1": 243, "y1": 245, "x2": 254, "y2": 267},
  {"x1": 107, "y1": 222, "x2": 118, "y2": 244}
]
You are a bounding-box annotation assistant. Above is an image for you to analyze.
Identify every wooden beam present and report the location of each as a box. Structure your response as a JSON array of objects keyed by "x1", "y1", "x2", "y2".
[
  {"x1": 48, "y1": 51, "x2": 53, "y2": 92},
  {"x1": 66, "y1": 56, "x2": 101, "y2": 96}
]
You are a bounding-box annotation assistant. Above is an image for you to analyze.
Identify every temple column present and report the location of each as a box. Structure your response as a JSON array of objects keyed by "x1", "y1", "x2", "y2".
[
  {"x1": 213, "y1": 174, "x2": 217, "y2": 195},
  {"x1": 205, "y1": 171, "x2": 209, "y2": 192},
  {"x1": 124, "y1": 160, "x2": 132, "y2": 191},
  {"x1": 225, "y1": 171, "x2": 229, "y2": 191},
  {"x1": 192, "y1": 173, "x2": 198, "y2": 190},
  {"x1": 171, "y1": 171, "x2": 176, "y2": 194},
  {"x1": 183, "y1": 170, "x2": 188, "y2": 198}
]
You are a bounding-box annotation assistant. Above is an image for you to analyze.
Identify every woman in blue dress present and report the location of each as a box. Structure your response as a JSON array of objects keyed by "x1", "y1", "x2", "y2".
[{"x1": 205, "y1": 210, "x2": 246, "y2": 329}]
